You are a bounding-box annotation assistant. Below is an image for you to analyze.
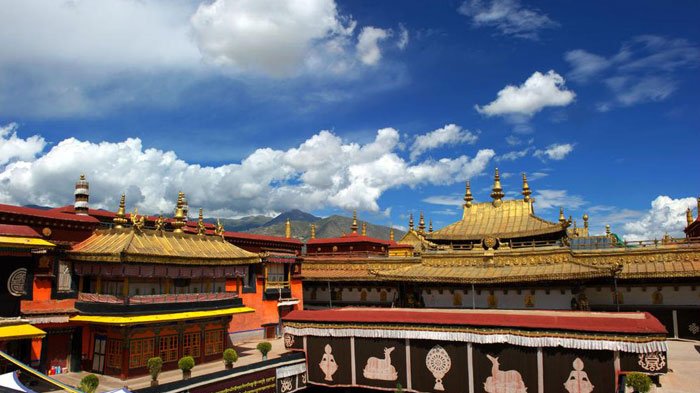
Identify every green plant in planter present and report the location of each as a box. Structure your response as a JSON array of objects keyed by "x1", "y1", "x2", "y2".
[
  {"x1": 223, "y1": 348, "x2": 238, "y2": 369},
  {"x1": 178, "y1": 356, "x2": 195, "y2": 380},
  {"x1": 147, "y1": 357, "x2": 163, "y2": 386},
  {"x1": 257, "y1": 341, "x2": 272, "y2": 359},
  {"x1": 626, "y1": 372, "x2": 653, "y2": 393},
  {"x1": 78, "y1": 374, "x2": 99, "y2": 393}
]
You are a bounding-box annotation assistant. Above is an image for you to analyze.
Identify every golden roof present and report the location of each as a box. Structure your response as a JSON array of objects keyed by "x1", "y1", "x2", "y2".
[
  {"x1": 397, "y1": 230, "x2": 437, "y2": 252},
  {"x1": 68, "y1": 228, "x2": 260, "y2": 265},
  {"x1": 428, "y1": 199, "x2": 565, "y2": 241}
]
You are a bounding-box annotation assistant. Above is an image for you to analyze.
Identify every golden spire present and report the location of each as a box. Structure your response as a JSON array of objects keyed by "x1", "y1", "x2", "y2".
[
  {"x1": 310, "y1": 223, "x2": 316, "y2": 239},
  {"x1": 285, "y1": 218, "x2": 291, "y2": 239},
  {"x1": 351, "y1": 210, "x2": 358, "y2": 234},
  {"x1": 605, "y1": 224, "x2": 611, "y2": 236},
  {"x1": 521, "y1": 173, "x2": 532, "y2": 202},
  {"x1": 429, "y1": 219, "x2": 433, "y2": 233},
  {"x1": 361, "y1": 222, "x2": 367, "y2": 236},
  {"x1": 583, "y1": 213, "x2": 589, "y2": 229},
  {"x1": 490, "y1": 168, "x2": 505, "y2": 206},
  {"x1": 197, "y1": 208, "x2": 205, "y2": 236},
  {"x1": 389, "y1": 228, "x2": 395, "y2": 241},
  {"x1": 558, "y1": 207, "x2": 566, "y2": 224},
  {"x1": 113, "y1": 193, "x2": 127, "y2": 229},
  {"x1": 172, "y1": 191, "x2": 186, "y2": 233},
  {"x1": 418, "y1": 212, "x2": 425, "y2": 234},
  {"x1": 408, "y1": 213, "x2": 414, "y2": 231},
  {"x1": 687, "y1": 207, "x2": 693, "y2": 226},
  {"x1": 464, "y1": 181, "x2": 473, "y2": 208}
]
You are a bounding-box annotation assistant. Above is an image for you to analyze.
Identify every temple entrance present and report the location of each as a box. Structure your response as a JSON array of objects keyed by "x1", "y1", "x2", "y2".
[{"x1": 91, "y1": 335, "x2": 106, "y2": 373}]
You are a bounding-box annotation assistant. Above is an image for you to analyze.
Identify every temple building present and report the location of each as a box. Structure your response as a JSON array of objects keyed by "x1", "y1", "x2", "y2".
[{"x1": 300, "y1": 169, "x2": 700, "y2": 341}]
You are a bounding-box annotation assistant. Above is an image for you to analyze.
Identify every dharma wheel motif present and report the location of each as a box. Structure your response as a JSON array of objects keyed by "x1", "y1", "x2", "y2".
[{"x1": 425, "y1": 345, "x2": 451, "y2": 391}]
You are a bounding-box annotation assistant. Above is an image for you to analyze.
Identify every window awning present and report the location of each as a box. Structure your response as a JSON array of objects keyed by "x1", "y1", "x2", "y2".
[
  {"x1": 70, "y1": 306, "x2": 254, "y2": 326},
  {"x1": 278, "y1": 299, "x2": 300, "y2": 307},
  {"x1": 0, "y1": 324, "x2": 46, "y2": 341},
  {"x1": 0, "y1": 236, "x2": 55, "y2": 249}
]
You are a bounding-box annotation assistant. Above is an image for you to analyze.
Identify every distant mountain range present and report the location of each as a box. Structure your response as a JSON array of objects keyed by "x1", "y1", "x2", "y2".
[{"x1": 206, "y1": 210, "x2": 403, "y2": 241}]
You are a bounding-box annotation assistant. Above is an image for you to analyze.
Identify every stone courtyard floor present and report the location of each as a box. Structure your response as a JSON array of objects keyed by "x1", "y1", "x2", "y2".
[{"x1": 53, "y1": 337, "x2": 699, "y2": 392}]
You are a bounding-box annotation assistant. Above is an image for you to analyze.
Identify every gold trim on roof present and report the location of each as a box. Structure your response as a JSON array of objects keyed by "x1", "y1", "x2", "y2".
[{"x1": 67, "y1": 228, "x2": 260, "y2": 265}]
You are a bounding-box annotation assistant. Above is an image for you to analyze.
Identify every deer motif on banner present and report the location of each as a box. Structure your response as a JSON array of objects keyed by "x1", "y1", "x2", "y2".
[
  {"x1": 483, "y1": 354, "x2": 527, "y2": 393},
  {"x1": 363, "y1": 347, "x2": 398, "y2": 381}
]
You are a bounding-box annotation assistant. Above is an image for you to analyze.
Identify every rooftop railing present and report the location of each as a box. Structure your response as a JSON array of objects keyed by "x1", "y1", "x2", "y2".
[{"x1": 77, "y1": 291, "x2": 238, "y2": 305}]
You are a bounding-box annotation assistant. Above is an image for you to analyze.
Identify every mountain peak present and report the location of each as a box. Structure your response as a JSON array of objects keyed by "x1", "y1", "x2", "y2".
[{"x1": 263, "y1": 209, "x2": 321, "y2": 227}]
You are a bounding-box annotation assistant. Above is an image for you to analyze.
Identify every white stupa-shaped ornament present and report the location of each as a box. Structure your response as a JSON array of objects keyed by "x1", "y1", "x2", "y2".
[{"x1": 74, "y1": 174, "x2": 89, "y2": 215}]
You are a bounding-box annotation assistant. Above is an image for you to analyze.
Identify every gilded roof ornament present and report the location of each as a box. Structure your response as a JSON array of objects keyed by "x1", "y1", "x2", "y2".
[
  {"x1": 490, "y1": 168, "x2": 505, "y2": 207},
  {"x1": 130, "y1": 208, "x2": 145, "y2": 231},
  {"x1": 113, "y1": 194, "x2": 127, "y2": 229},
  {"x1": 559, "y1": 207, "x2": 566, "y2": 224},
  {"x1": 464, "y1": 181, "x2": 474, "y2": 208},
  {"x1": 154, "y1": 215, "x2": 165, "y2": 232},
  {"x1": 409, "y1": 213, "x2": 414, "y2": 231},
  {"x1": 285, "y1": 218, "x2": 292, "y2": 239},
  {"x1": 605, "y1": 224, "x2": 611, "y2": 236},
  {"x1": 583, "y1": 214, "x2": 589, "y2": 229},
  {"x1": 197, "y1": 208, "x2": 206, "y2": 236},
  {"x1": 172, "y1": 191, "x2": 186, "y2": 233},
  {"x1": 310, "y1": 223, "x2": 316, "y2": 239},
  {"x1": 418, "y1": 212, "x2": 426, "y2": 234},
  {"x1": 351, "y1": 210, "x2": 358, "y2": 234},
  {"x1": 521, "y1": 173, "x2": 532, "y2": 202},
  {"x1": 215, "y1": 218, "x2": 225, "y2": 237},
  {"x1": 429, "y1": 219, "x2": 433, "y2": 233},
  {"x1": 390, "y1": 228, "x2": 395, "y2": 241},
  {"x1": 361, "y1": 222, "x2": 367, "y2": 236}
]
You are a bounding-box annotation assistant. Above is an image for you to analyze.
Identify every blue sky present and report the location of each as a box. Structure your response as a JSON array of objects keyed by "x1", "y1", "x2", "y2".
[{"x1": 0, "y1": 0, "x2": 698, "y2": 240}]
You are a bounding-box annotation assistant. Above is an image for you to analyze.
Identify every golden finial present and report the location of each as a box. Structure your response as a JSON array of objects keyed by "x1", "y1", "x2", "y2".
[
  {"x1": 197, "y1": 208, "x2": 206, "y2": 235},
  {"x1": 429, "y1": 219, "x2": 433, "y2": 233},
  {"x1": 351, "y1": 210, "x2": 358, "y2": 234},
  {"x1": 389, "y1": 228, "x2": 395, "y2": 241},
  {"x1": 130, "y1": 208, "x2": 145, "y2": 231},
  {"x1": 605, "y1": 224, "x2": 611, "y2": 236},
  {"x1": 361, "y1": 222, "x2": 367, "y2": 236},
  {"x1": 522, "y1": 173, "x2": 532, "y2": 202},
  {"x1": 310, "y1": 223, "x2": 316, "y2": 239},
  {"x1": 583, "y1": 213, "x2": 589, "y2": 229},
  {"x1": 464, "y1": 181, "x2": 473, "y2": 208},
  {"x1": 285, "y1": 218, "x2": 291, "y2": 239},
  {"x1": 687, "y1": 207, "x2": 693, "y2": 226},
  {"x1": 154, "y1": 215, "x2": 165, "y2": 232},
  {"x1": 113, "y1": 193, "x2": 127, "y2": 229},
  {"x1": 172, "y1": 191, "x2": 186, "y2": 233},
  {"x1": 490, "y1": 168, "x2": 505, "y2": 206},
  {"x1": 418, "y1": 212, "x2": 425, "y2": 234},
  {"x1": 559, "y1": 207, "x2": 566, "y2": 224},
  {"x1": 79, "y1": 174, "x2": 86, "y2": 181},
  {"x1": 409, "y1": 213, "x2": 414, "y2": 231},
  {"x1": 215, "y1": 218, "x2": 225, "y2": 237}
]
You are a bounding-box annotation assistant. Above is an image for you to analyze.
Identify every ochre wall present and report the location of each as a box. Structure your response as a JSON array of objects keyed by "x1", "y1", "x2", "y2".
[
  {"x1": 32, "y1": 277, "x2": 52, "y2": 301},
  {"x1": 233, "y1": 277, "x2": 278, "y2": 335}
]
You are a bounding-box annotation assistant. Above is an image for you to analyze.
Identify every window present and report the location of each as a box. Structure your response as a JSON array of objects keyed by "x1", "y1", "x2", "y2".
[
  {"x1": 204, "y1": 330, "x2": 224, "y2": 356},
  {"x1": 182, "y1": 332, "x2": 200, "y2": 358},
  {"x1": 106, "y1": 340, "x2": 122, "y2": 369},
  {"x1": 267, "y1": 263, "x2": 285, "y2": 283},
  {"x1": 159, "y1": 335, "x2": 178, "y2": 362},
  {"x1": 57, "y1": 260, "x2": 73, "y2": 292},
  {"x1": 129, "y1": 338, "x2": 154, "y2": 369}
]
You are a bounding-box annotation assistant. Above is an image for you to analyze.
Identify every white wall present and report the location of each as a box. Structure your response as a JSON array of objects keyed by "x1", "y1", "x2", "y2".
[
  {"x1": 421, "y1": 288, "x2": 573, "y2": 310},
  {"x1": 584, "y1": 285, "x2": 700, "y2": 307}
]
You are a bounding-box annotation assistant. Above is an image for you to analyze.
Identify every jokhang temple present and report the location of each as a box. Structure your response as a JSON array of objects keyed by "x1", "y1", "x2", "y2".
[{"x1": 0, "y1": 172, "x2": 697, "y2": 392}]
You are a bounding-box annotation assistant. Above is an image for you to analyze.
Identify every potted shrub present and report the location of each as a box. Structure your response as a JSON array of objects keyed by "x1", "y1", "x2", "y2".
[
  {"x1": 147, "y1": 356, "x2": 163, "y2": 387},
  {"x1": 223, "y1": 348, "x2": 238, "y2": 370},
  {"x1": 178, "y1": 356, "x2": 195, "y2": 380},
  {"x1": 78, "y1": 374, "x2": 99, "y2": 393},
  {"x1": 257, "y1": 341, "x2": 272, "y2": 360},
  {"x1": 626, "y1": 372, "x2": 653, "y2": 393}
]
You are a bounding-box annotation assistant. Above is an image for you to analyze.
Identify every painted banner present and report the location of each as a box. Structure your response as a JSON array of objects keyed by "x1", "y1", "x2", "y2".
[{"x1": 542, "y1": 348, "x2": 614, "y2": 393}]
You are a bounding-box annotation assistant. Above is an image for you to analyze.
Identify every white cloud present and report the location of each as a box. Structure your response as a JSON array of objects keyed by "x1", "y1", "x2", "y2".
[
  {"x1": 0, "y1": 123, "x2": 495, "y2": 215},
  {"x1": 356, "y1": 27, "x2": 391, "y2": 66},
  {"x1": 532, "y1": 189, "x2": 585, "y2": 211},
  {"x1": 622, "y1": 196, "x2": 697, "y2": 241},
  {"x1": 397, "y1": 24, "x2": 410, "y2": 50},
  {"x1": 410, "y1": 124, "x2": 478, "y2": 160},
  {"x1": 565, "y1": 35, "x2": 700, "y2": 109},
  {"x1": 0, "y1": 123, "x2": 46, "y2": 166},
  {"x1": 475, "y1": 70, "x2": 576, "y2": 117},
  {"x1": 496, "y1": 147, "x2": 532, "y2": 161},
  {"x1": 423, "y1": 195, "x2": 464, "y2": 206},
  {"x1": 527, "y1": 171, "x2": 548, "y2": 181},
  {"x1": 191, "y1": 0, "x2": 355, "y2": 76},
  {"x1": 458, "y1": 0, "x2": 557, "y2": 40},
  {"x1": 534, "y1": 143, "x2": 574, "y2": 161}
]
